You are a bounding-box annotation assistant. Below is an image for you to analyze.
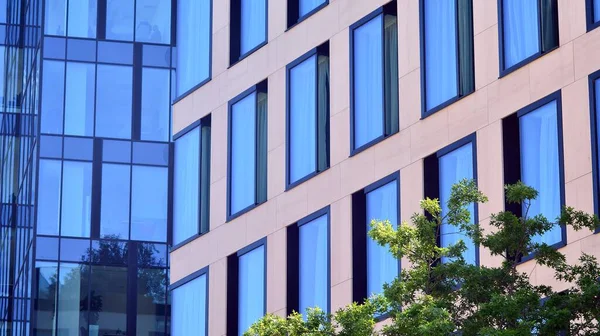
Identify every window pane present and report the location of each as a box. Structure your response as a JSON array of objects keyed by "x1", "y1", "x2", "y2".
[
  {"x1": 131, "y1": 166, "x2": 168, "y2": 242},
  {"x1": 519, "y1": 100, "x2": 561, "y2": 245},
  {"x1": 57, "y1": 263, "x2": 88, "y2": 335},
  {"x1": 596, "y1": 79, "x2": 600, "y2": 192},
  {"x1": 106, "y1": 0, "x2": 134, "y2": 41},
  {"x1": 34, "y1": 262, "x2": 58, "y2": 334},
  {"x1": 299, "y1": 0, "x2": 326, "y2": 17},
  {"x1": 502, "y1": 0, "x2": 540, "y2": 69},
  {"x1": 101, "y1": 164, "x2": 130, "y2": 240},
  {"x1": 95, "y1": 65, "x2": 133, "y2": 139},
  {"x1": 135, "y1": 0, "x2": 171, "y2": 44},
  {"x1": 141, "y1": 68, "x2": 170, "y2": 141},
  {"x1": 289, "y1": 55, "x2": 317, "y2": 184},
  {"x1": 230, "y1": 93, "x2": 256, "y2": 215},
  {"x1": 299, "y1": 214, "x2": 328, "y2": 314},
  {"x1": 595, "y1": 0, "x2": 600, "y2": 23},
  {"x1": 171, "y1": 274, "x2": 207, "y2": 336},
  {"x1": 65, "y1": 62, "x2": 95, "y2": 136},
  {"x1": 238, "y1": 245, "x2": 265, "y2": 336},
  {"x1": 41, "y1": 60, "x2": 65, "y2": 134},
  {"x1": 240, "y1": 0, "x2": 266, "y2": 55},
  {"x1": 353, "y1": 15, "x2": 383, "y2": 149},
  {"x1": 90, "y1": 266, "x2": 128, "y2": 335},
  {"x1": 174, "y1": 127, "x2": 200, "y2": 245},
  {"x1": 61, "y1": 161, "x2": 92, "y2": 238},
  {"x1": 68, "y1": 0, "x2": 97, "y2": 38},
  {"x1": 176, "y1": 0, "x2": 211, "y2": 95},
  {"x1": 45, "y1": 0, "x2": 66, "y2": 36},
  {"x1": 137, "y1": 268, "x2": 168, "y2": 336},
  {"x1": 439, "y1": 143, "x2": 476, "y2": 264},
  {"x1": 366, "y1": 180, "x2": 398, "y2": 296},
  {"x1": 424, "y1": 0, "x2": 457, "y2": 110},
  {"x1": 37, "y1": 160, "x2": 62, "y2": 236}
]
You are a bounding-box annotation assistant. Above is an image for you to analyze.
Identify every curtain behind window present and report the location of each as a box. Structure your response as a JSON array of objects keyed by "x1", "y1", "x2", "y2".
[
  {"x1": 200, "y1": 124, "x2": 211, "y2": 234},
  {"x1": 231, "y1": 93, "x2": 257, "y2": 214},
  {"x1": 502, "y1": 0, "x2": 540, "y2": 69},
  {"x1": 384, "y1": 14, "x2": 399, "y2": 133},
  {"x1": 317, "y1": 55, "x2": 330, "y2": 171}
]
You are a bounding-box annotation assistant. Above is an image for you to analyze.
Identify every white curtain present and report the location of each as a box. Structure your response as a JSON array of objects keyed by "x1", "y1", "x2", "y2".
[
  {"x1": 299, "y1": 214, "x2": 328, "y2": 314},
  {"x1": 502, "y1": 0, "x2": 540, "y2": 68},
  {"x1": 240, "y1": 0, "x2": 266, "y2": 55},
  {"x1": 173, "y1": 127, "x2": 200, "y2": 245},
  {"x1": 231, "y1": 93, "x2": 257, "y2": 214},
  {"x1": 172, "y1": 274, "x2": 207, "y2": 336},
  {"x1": 238, "y1": 245, "x2": 265, "y2": 336},
  {"x1": 177, "y1": 0, "x2": 210, "y2": 95}
]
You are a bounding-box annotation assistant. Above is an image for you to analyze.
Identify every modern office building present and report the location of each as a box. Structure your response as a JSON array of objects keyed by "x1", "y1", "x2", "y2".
[{"x1": 168, "y1": 0, "x2": 600, "y2": 335}]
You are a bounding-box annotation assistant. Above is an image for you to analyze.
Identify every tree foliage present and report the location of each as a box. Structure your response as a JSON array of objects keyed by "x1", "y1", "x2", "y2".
[{"x1": 245, "y1": 180, "x2": 600, "y2": 335}]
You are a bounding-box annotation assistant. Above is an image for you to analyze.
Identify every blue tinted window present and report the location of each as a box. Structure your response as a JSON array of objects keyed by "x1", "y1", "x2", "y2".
[
  {"x1": 289, "y1": 55, "x2": 317, "y2": 185},
  {"x1": 238, "y1": 245, "x2": 265, "y2": 336},
  {"x1": 101, "y1": 164, "x2": 130, "y2": 239},
  {"x1": 36, "y1": 237, "x2": 59, "y2": 260},
  {"x1": 352, "y1": 15, "x2": 383, "y2": 149},
  {"x1": 135, "y1": 0, "x2": 171, "y2": 44},
  {"x1": 43, "y1": 36, "x2": 66, "y2": 59},
  {"x1": 596, "y1": 79, "x2": 600, "y2": 194},
  {"x1": 97, "y1": 41, "x2": 134, "y2": 64},
  {"x1": 0, "y1": 0, "x2": 6, "y2": 23},
  {"x1": 240, "y1": 0, "x2": 267, "y2": 56},
  {"x1": 131, "y1": 166, "x2": 168, "y2": 242},
  {"x1": 68, "y1": 0, "x2": 97, "y2": 38},
  {"x1": 176, "y1": 0, "x2": 211, "y2": 95},
  {"x1": 174, "y1": 127, "x2": 200, "y2": 245},
  {"x1": 595, "y1": 0, "x2": 600, "y2": 23},
  {"x1": 172, "y1": 274, "x2": 207, "y2": 336},
  {"x1": 143, "y1": 44, "x2": 171, "y2": 67},
  {"x1": 103, "y1": 140, "x2": 131, "y2": 163},
  {"x1": 502, "y1": 0, "x2": 540, "y2": 69},
  {"x1": 366, "y1": 180, "x2": 398, "y2": 296},
  {"x1": 299, "y1": 0, "x2": 326, "y2": 17},
  {"x1": 63, "y1": 137, "x2": 94, "y2": 161},
  {"x1": 41, "y1": 60, "x2": 65, "y2": 134},
  {"x1": 141, "y1": 68, "x2": 170, "y2": 141},
  {"x1": 299, "y1": 214, "x2": 328, "y2": 314},
  {"x1": 519, "y1": 100, "x2": 561, "y2": 246},
  {"x1": 106, "y1": 0, "x2": 134, "y2": 41},
  {"x1": 64, "y1": 62, "x2": 95, "y2": 136},
  {"x1": 67, "y1": 39, "x2": 96, "y2": 61},
  {"x1": 60, "y1": 239, "x2": 90, "y2": 262},
  {"x1": 61, "y1": 161, "x2": 92, "y2": 238},
  {"x1": 38, "y1": 160, "x2": 62, "y2": 235},
  {"x1": 439, "y1": 142, "x2": 476, "y2": 264},
  {"x1": 95, "y1": 65, "x2": 133, "y2": 139},
  {"x1": 45, "y1": 0, "x2": 67, "y2": 36},
  {"x1": 230, "y1": 93, "x2": 256, "y2": 215},
  {"x1": 132, "y1": 142, "x2": 170, "y2": 166},
  {"x1": 424, "y1": 0, "x2": 457, "y2": 110},
  {"x1": 40, "y1": 135, "x2": 63, "y2": 158}
]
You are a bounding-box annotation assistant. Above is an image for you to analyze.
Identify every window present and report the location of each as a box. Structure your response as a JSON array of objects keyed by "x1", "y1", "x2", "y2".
[
  {"x1": 227, "y1": 82, "x2": 267, "y2": 219},
  {"x1": 41, "y1": 60, "x2": 65, "y2": 134},
  {"x1": 587, "y1": 0, "x2": 600, "y2": 31},
  {"x1": 135, "y1": 0, "x2": 172, "y2": 44},
  {"x1": 352, "y1": 173, "x2": 399, "y2": 301},
  {"x1": 589, "y1": 71, "x2": 600, "y2": 231},
  {"x1": 64, "y1": 62, "x2": 95, "y2": 136},
  {"x1": 44, "y1": 0, "x2": 97, "y2": 38},
  {"x1": 176, "y1": 0, "x2": 211, "y2": 96},
  {"x1": 170, "y1": 268, "x2": 209, "y2": 336},
  {"x1": 287, "y1": 207, "x2": 330, "y2": 315},
  {"x1": 286, "y1": 43, "x2": 329, "y2": 188},
  {"x1": 350, "y1": 1, "x2": 398, "y2": 154},
  {"x1": 502, "y1": 92, "x2": 565, "y2": 256},
  {"x1": 420, "y1": 0, "x2": 474, "y2": 116},
  {"x1": 95, "y1": 64, "x2": 133, "y2": 139},
  {"x1": 227, "y1": 239, "x2": 266, "y2": 336},
  {"x1": 424, "y1": 134, "x2": 478, "y2": 264},
  {"x1": 230, "y1": 0, "x2": 267, "y2": 64},
  {"x1": 499, "y1": 0, "x2": 558, "y2": 74},
  {"x1": 287, "y1": 0, "x2": 327, "y2": 27},
  {"x1": 173, "y1": 115, "x2": 212, "y2": 246}
]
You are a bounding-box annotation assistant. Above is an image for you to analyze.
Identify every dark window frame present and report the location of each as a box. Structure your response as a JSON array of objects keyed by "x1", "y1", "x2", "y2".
[
  {"x1": 423, "y1": 133, "x2": 480, "y2": 266},
  {"x1": 586, "y1": 0, "x2": 600, "y2": 31},
  {"x1": 171, "y1": 114, "x2": 212, "y2": 250},
  {"x1": 168, "y1": 265, "x2": 210, "y2": 336},
  {"x1": 497, "y1": 0, "x2": 559, "y2": 77},
  {"x1": 588, "y1": 69, "x2": 600, "y2": 234},
  {"x1": 349, "y1": 1, "x2": 399, "y2": 156},
  {"x1": 286, "y1": 0, "x2": 329, "y2": 29},
  {"x1": 227, "y1": 237, "x2": 268, "y2": 336},
  {"x1": 351, "y1": 171, "x2": 401, "y2": 304},
  {"x1": 285, "y1": 42, "x2": 330, "y2": 190},
  {"x1": 419, "y1": 0, "x2": 475, "y2": 118},
  {"x1": 502, "y1": 90, "x2": 566, "y2": 262},
  {"x1": 226, "y1": 81, "x2": 268, "y2": 221},
  {"x1": 286, "y1": 205, "x2": 331, "y2": 316},
  {"x1": 229, "y1": 0, "x2": 269, "y2": 66}
]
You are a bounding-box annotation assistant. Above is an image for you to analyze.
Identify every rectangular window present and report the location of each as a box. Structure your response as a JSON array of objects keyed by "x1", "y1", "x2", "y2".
[
  {"x1": 420, "y1": 0, "x2": 474, "y2": 116},
  {"x1": 135, "y1": 0, "x2": 172, "y2": 44},
  {"x1": 350, "y1": 1, "x2": 398, "y2": 154},
  {"x1": 424, "y1": 134, "x2": 478, "y2": 264},
  {"x1": 590, "y1": 72, "x2": 600, "y2": 231},
  {"x1": 587, "y1": 0, "x2": 600, "y2": 30},
  {"x1": 352, "y1": 173, "x2": 399, "y2": 301},
  {"x1": 131, "y1": 166, "x2": 169, "y2": 242},
  {"x1": 286, "y1": 43, "x2": 329, "y2": 188},
  {"x1": 499, "y1": 0, "x2": 558, "y2": 73},
  {"x1": 171, "y1": 268, "x2": 209, "y2": 336},
  {"x1": 502, "y1": 92, "x2": 565, "y2": 256},
  {"x1": 173, "y1": 115, "x2": 211, "y2": 246},
  {"x1": 227, "y1": 239, "x2": 266, "y2": 336},
  {"x1": 227, "y1": 82, "x2": 267, "y2": 219},
  {"x1": 95, "y1": 64, "x2": 133, "y2": 139},
  {"x1": 64, "y1": 62, "x2": 95, "y2": 136},
  {"x1": 106, "y1": 0, "x2": 134, "y2": 41},
  {"x1": 100, "y1": 163, "x2": 131, "y2": 239},
  {"x1": 287, "y1": 0, "x2": 327, "y2": 27},
  {"x1": 41, "y1": 60, "x2": 65, "y2": 134},
  {"x1": 176, "y1": 0, "x2": 211, "y2": 96},
  {"x1": 61, "y1": 161, "x2": 93, "y2": 238},
  {"x1": 141, "y1": 67, "x2": 171, "y2": 141},
  {"x1": 44, "y1": 0, "x2": 97, "y2": 38},
  {"x1": 230, "y1": 0, "x2": 267, "y2": 64}
]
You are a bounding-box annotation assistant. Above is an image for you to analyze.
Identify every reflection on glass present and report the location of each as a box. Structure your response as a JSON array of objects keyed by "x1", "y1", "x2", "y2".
[
  {"x1": 230, "y1": 93, "x2": 256, "y2": 215},
  {"x1": 91, "y1": 240, "x2": 128, "y2": 265},
  {"x1": 60, "y1": 238, "x2": 91, "y2": 262},
  {"x1": 299, "y1": 0, "x2": 326, "y2": 17},
  {"x1": 138, "y1": 243, "x2": 168, "y2": 267},
  {"x1": 131, "y1": 166, "x2": 168, "y2": 242},
  {"x1": 106, "y1": 0, "x2": 134, "y2": 41},
  {"x1": 65, "y1": 62, "x2": 95, "y2": 136},
  {"x1": 45, "y1": 0, "x2": 67, "y2": 36},
  {"x1": 137, "y1": 268, "x2": 168, "y2": 335},
  {"x1": 141, "y1": 68, "x2": 170, "y2": 141},
  {"x1": 173, "y1": 127, "x2": 200, "y2": 245},
  {"x1": 41, "y1": 60, "x2": 65, "y2": 134},
  {"x1": 34, "y1": 262, "x2": 58, "y2": 335},
  {"x1": 240, "y1": 0, "x2": 267, "y2": 55},
  {"x1": 61, "y1": 161, "x2": 92, "y2": 238},
  {"x1": 238, "y1": 245, "x2": 265, "y2": 336},
  {"x1": 37, "y1": 160, "x2": 62, "y2": 236},
  {"x1": 95, "y1": 64, "x2": 133, "y2": 139},
  {"x1": 68, "y1": 0, "x2": 97, "y2": 38},
  {"x1": 135, "y1": 0, "x2": 171, "y2": 44},
  {"x1": 58, "y1": 263, "x2": 89, "y2": 335},
  {"x1": 101, "y1": 164, "x2": 131, "y2": 239},
  {"x1": 172, "y1": 274, "x2": 207, "y2": 336},
  {"x1": 176, "y1": 0, "x2": 210, "y2": 95},
  {"x1": 90, "y1": 266, "x2": 128, "y2": 335},
  {"x1": 299, "y1": 214, "x2": 328, "y2": 314}
]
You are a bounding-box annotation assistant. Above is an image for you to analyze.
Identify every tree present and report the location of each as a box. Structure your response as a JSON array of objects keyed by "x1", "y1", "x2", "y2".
[{"x1": 245, "y1": 180, "x2": 600, "y2": 335}]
